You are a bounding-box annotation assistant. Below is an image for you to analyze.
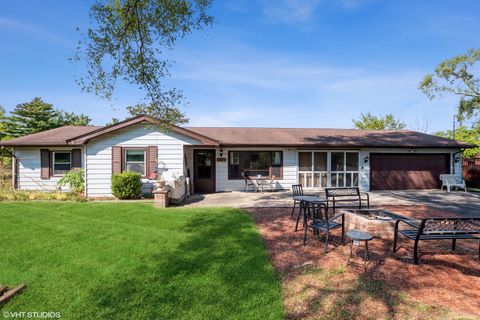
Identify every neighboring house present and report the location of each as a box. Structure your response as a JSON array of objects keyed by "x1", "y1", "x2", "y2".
[{"x1": 0, "y1": 115, "x2": 472, "y2": 197}]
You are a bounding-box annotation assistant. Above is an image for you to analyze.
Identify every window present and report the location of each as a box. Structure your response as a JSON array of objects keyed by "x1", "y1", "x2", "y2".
[
  {"x1": 124, "y1": 149, "x2": 146, "y2": 176},
  {"x1": 228, "y1": 151, "x2": 283, "y2": 179},
  {"x1": 330, "y1": 152, "x2": 359, "y2": 187},
  {"x1": 298, "y1": 151, "x2": 359, "y2": 188},
  {"x1": 298, "y1": 152, "x2": 328, "y2": 188},
  {"x1": 53, "y1": 152, "x2": 71, "y2": 175}
]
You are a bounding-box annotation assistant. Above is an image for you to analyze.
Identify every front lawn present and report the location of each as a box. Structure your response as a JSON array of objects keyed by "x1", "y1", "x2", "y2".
[{"x1": 0, "y1": 203, "x2": 284, "y2": 319}]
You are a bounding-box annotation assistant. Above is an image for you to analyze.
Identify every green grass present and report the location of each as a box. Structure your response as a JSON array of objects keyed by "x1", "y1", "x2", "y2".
[{"x1": 0, "y1": 203, "x2": 284, "y2": 319}]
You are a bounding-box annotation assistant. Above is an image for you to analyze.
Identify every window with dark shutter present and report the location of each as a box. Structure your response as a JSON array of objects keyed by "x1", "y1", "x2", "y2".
[
  {"x1": 71, "y1": 149, "x2": 82, "y2": 169},
  {"x1": 112, "y1": 146, "x2": 122, "y2": 174},
  {"x1": 40, "y1": 149, "x2": 51, "y2": 180},
  {"x1": 146, "y1": 146, "x2": 158, "y2": 179}
]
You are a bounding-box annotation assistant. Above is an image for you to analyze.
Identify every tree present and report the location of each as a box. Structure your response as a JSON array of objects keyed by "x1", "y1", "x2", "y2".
[
  {"x1": 419, "y1": 48, "x2": 480, "y2": 121},
  {"x1": 434, "y1": 125, "x2": 480, "y2": 158},
  {"x1": 73, "y1": 0, "x2": 213, "y2": 125},
  {"x1": 3, "y1": 97, "x2": 91, "y2": 137},
  {"x1": 57, "y1": 111, "x2": 91, "y2": 127},
  {"x1": 0, "y1": 106, "x2": 6, "y2": 140},
  {"x1": 127, "y1": 102, "x2": 187, "y2": 126},
  {"x1": 106, "y1": 117, "x2": 120, "y2": 126},
  {"x1": 352, "y1": 112, "x2": 407, "y2": 130}
]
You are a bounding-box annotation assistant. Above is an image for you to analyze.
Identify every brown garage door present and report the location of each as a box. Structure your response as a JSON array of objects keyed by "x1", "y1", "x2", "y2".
[{"x1": 370, "y1": 153, "x2": 450, "y2": 190}]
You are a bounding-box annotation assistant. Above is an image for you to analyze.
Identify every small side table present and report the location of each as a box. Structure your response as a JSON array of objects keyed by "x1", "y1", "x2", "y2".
[{"x1": 346, "y1": 229, "x2": 373, "y2": 270}]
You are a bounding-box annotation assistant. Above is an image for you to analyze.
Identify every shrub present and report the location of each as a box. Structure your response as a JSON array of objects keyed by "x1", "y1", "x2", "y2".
[
  {"x1": 111, "y1": 172, "x2": 142, "y2": 199},
  {"x1": 58, "y1": 169, "x2": 85, "y2": 194},
  {"x1": 0, "y1": 190, "x2": 86, "y2": 202}
]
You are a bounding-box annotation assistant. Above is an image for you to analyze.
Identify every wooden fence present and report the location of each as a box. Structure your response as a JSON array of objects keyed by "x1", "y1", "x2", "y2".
[{"x1": 463, "y1": 158, "x2": 480, "y2": 187}]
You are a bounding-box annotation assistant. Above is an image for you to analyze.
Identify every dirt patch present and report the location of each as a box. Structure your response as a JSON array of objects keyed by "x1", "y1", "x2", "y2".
[{"x1": 249, "y1": 205, "x2": 480, "y2": 320}]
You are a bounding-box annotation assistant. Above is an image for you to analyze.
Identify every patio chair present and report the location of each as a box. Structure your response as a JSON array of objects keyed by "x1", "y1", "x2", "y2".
[
  {"x1": 303, "y1": 201, "x2": 345, "y2": 253},
  {"x1": 243, "y1": 173, "x2": 257, "y2": 192},
  {"x1": 262, "y1": 175, "x2": 277, "y2": 192},
  {"x1": 291, "y1": 184, "x2": 303, "y2": 218},
  {"x1": 439, "y1": 174, "x2": 467, "y2": 192}
]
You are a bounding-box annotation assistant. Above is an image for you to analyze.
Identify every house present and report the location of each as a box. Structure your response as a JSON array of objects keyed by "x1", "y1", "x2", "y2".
[{"x1": 0, "y1": 115, "x2": 472, "y2": 197}]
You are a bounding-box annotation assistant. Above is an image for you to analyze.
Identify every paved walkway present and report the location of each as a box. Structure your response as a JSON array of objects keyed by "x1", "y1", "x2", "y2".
[{"x1": 180, "y1": 189, "x2": 480, "y2": 217}]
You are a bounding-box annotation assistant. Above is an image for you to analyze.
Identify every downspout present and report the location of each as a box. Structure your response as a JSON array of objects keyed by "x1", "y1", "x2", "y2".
[
  {"x1": 12, "y1": 150, "x2": 17, "y2": 190},
  {"x1": 83, "y1": 145, "x2": 88, "y2": 197}
]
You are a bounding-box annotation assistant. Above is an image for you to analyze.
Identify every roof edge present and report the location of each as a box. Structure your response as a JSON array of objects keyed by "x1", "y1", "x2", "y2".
[{"x1": 67, "y1": 115, "x2": 220, "y2": 146}]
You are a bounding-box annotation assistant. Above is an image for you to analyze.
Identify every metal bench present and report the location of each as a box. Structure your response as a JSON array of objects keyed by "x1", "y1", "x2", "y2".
[
  {"x1": 324, "y1": 187, "x2": 370, "y2": 214},
  {"x1": 440, "y1": 174, "x2": 467, "y2": 192},
  {"x1": 393, "y1": 217, "x2": 480, "y2": 264}
]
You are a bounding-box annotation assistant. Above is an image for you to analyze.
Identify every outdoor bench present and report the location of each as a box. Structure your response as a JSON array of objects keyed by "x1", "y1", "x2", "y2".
[
  {"x1": 324, "y1": 187, "x2": 370, "y2": 214},
  {"x1": 439, "y1": 174, "x2": 467, "y2": 192},
  {"x1": 393, "y1": 217, "x2": 480, "y2": 264}
]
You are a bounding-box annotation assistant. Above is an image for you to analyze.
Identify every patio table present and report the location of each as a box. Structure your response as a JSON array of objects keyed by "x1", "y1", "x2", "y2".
[
  {"x1": 251, "y1": 176, "x2": 269, "y2": 193},
  {"x1": 294, "y1": 196, "x2": 328, "y2": 231}
]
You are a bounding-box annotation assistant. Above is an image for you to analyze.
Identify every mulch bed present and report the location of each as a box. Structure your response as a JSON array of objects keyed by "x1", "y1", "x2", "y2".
[{"x1": 249, "y1": 205, "x2": 480, "y2": 320}]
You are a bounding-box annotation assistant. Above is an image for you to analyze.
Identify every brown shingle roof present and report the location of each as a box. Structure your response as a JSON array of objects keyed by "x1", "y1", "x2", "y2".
[
  {"x1": 0, "y1": 126, "x2": 101, "y2": 146},
  {"x1": 0, "y1": 117, "x2": 472, "y2": 149},
  {"x1": 186, "y1": 127, "x2": 472, "y2": 148}
]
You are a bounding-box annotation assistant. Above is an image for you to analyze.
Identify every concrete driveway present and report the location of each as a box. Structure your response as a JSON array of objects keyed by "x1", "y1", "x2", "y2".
[
  {"x1": 184, "y1": 190, "x2": 480, "y2": 216},
  {"x1": 181, "y1": 189, "x2": 480, "y2": 217},
  {"x1": 370, "y1": 190, "x2": 480, "y2": 217}
]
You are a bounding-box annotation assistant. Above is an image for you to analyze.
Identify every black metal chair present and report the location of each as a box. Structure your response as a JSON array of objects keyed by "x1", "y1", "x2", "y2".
[
  {"x1": 291, "y1": 184, "x2": 303, "y2": 218},
  {"x1": 303, "y1": 201, "x2": 345, "y2": 253}
]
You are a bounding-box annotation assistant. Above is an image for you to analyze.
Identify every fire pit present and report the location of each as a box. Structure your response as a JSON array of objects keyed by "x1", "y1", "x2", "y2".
[{"x1": 342, "y1": 209, "x2": 407, "y2": 240}]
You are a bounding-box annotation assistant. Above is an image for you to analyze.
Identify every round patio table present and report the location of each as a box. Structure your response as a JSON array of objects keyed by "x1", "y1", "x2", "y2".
[{"x1": 346, "y1": 229, "x2": 373, "y2": 270}]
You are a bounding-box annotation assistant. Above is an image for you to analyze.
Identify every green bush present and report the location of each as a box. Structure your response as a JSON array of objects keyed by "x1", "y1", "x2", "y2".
[
  {"x1": 111, "y1": 172, "x2": 142, "y2": 199},
  {"x1": 58, "y1": 169, "x2": 85, "y2": 193}
]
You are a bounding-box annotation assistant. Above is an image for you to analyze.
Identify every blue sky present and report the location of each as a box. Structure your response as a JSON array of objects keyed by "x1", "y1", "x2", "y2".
[{"x1": 0, "y1": 0, "x2": 479, "y2": 131}]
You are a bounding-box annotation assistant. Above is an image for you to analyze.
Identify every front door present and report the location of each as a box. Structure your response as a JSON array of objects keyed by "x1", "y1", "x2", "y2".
[{"x1": 194, "y1": 150, "x2": 216, "y2": 193}]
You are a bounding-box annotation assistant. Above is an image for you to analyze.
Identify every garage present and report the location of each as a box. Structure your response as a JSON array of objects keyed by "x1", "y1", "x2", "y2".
[{"x1": 370, "y1": 153, "x2": 450, "y2": 190}]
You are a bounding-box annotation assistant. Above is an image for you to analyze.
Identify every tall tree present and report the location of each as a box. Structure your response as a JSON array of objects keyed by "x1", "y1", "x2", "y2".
[
  {"x1": 434, "y1": 125, "x2": 480, "y2": 158},
  {"x1": 73, "y1": 0, "x2": 213, "y2": 125},
  {"x1": 419, "y1": 48, "x2": 480, "y2": 121},
  {"x1": 57, "y1": 111, "x2": 91, "y2": 127},
  {"x1": 3, "y1": 97, "x2": 91, "y2": 137},
  {"x1": 0, "y1": 106, "x2": 6, "y2": 140},
  {"x1": 127, "y1": 102, "x2": 187, "y2": 126},
  {"x1": 352, "y1": 112, "x2": 407, "y2": 130}
]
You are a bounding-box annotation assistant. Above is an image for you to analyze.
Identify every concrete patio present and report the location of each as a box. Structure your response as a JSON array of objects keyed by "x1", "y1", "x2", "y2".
[{"x1": 181, "y1": 189, "x2": 480, "y2": 217}]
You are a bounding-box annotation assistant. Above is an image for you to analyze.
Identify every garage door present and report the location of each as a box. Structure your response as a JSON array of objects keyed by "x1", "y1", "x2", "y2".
[{"x1": 370, "y1": 153, "x2": 450, "y2": 190}]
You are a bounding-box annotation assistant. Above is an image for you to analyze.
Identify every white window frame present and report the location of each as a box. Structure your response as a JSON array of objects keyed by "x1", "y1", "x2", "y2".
[
  {"x1": 297, "y1": 151, "x2": 360, "y2": 189},
  {"x1": 123, "y1": 148, "x2": 146, "y2": 176},
  {"x1": 52, "y1": 151, "x2": 72, "y2": 176},
  {"x1": 298, "y1": 151, "x2": 329, "y2": 189}
]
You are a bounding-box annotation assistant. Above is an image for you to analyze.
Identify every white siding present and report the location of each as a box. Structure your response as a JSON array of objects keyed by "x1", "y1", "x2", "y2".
[
  {"x1": 213, "y1": 147, "x2": 297, "y2": 192},
  {"x1": 86, "y1": 124, "x2": 200, "y2": 197},
  {"x1": 15, "y1": 147, "x2": 79, "y2": 191}
]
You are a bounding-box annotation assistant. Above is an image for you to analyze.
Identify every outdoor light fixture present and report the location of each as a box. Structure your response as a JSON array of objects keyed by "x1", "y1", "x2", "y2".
[
  {"x1": 455, "y1": 156, "x2": 461, "y2": 163},
  {"x1": 364, "y1": 156, "x2": 369, "y2": 163},
  {"x1": 219, "y1": 149, "x2": 224, "y2": 157}
]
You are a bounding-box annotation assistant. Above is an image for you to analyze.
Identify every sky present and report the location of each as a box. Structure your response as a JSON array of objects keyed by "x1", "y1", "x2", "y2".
[{"x1": 0, "y1": 0, "x2": 479, "y2": 131}]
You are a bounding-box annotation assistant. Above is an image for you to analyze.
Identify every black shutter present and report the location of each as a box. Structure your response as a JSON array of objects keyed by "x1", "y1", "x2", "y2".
[
  {"x1": 112, "y1": 146, "x2": 122, "y2": 174},
  {"x1": 40, "y1": 149, "x2": 50, "y2": 180},
  {"x1": 71, "y1": 149, "x2": 82, "y2": 170}
]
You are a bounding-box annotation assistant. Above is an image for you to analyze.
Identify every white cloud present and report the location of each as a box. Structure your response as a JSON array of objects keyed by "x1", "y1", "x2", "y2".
[
  {"x1": 257, "y1": 0, "x2": 377, "y2": 25},
  {"x1": 0, "y1": 17, "x2": 74, "y2": 47},
  {"x1": 260, "y1": 0, "x2": 322, "y2": 24},
  {"x1": 172, "y1": 43, "x2": 456, "y2": 131}
]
